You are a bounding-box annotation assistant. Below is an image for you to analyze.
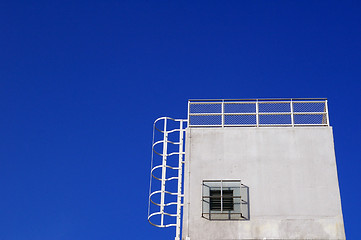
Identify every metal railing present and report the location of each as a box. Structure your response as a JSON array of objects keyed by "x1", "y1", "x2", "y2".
[{"x1": 188, "y1": 98, "x2": 329, "y2": 128}]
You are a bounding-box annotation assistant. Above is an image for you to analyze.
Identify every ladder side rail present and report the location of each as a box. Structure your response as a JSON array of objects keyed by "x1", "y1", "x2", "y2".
[{"x1": 175, "y1": 120, "x2": 185, "y2": 240}]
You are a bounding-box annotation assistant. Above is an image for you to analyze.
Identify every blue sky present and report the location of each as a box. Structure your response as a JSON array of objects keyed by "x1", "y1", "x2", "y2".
[{"x1": 0, "y1": 1, "x2": 360, "y2": 239}]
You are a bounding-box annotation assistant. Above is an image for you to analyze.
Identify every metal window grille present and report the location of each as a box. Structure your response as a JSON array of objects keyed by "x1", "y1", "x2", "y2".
[
  {"x1": 188, "y1": 99, "x2": 329, "y2": 128},
  {"x1": 210, "y1": 190, "x2": 234, "y2": 211},
  {"x1": 202, "y1": 180, "x2": 249, "y2": 220}
]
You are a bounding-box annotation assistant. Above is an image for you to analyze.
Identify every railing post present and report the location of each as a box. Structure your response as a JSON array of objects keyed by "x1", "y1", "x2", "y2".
[
  {"x1": 290, "y1": 99, "x2": 294, "y2": 127},
  {"x1": 187, "y1": 101, "x2": 191, "y2": 127},
  {"x1": 256, "y1": 100, "x2": 259, "y2": 127},
  {"x1": 221, "y1": 100, "x2": 225, "y2": 128},
  {"x1": 325, "y1": 99, "x2": 330, "y2": 126}
]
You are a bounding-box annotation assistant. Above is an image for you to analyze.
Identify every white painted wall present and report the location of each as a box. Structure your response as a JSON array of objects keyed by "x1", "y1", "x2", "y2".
[{"x1": 182, "y1": 127, "x2": 345, "y2": 240}]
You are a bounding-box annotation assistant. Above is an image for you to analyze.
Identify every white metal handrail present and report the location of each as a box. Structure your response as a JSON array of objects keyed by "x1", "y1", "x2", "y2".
[{"x1": 188, "y1": 99, "x2": 329, "y2": 127}]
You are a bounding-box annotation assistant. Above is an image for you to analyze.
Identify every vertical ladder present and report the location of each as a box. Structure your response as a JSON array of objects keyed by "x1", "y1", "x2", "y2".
[{"x1": 148, "y1": 117, "x2": 186, "y2": 240}]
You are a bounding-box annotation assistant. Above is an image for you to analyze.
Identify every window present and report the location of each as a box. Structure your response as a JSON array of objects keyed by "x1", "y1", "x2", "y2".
[
  {"x1": 210, "y1": 190, "x2": 234, "y2": 211},
  {"x1": 202, "y1": 180, "x2": 249, "y2": 220}
]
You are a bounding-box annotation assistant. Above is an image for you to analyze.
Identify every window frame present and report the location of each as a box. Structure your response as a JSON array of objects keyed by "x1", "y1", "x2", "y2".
[{"x1": 202, "y1": 180, "x2": 249, "y2": 221}]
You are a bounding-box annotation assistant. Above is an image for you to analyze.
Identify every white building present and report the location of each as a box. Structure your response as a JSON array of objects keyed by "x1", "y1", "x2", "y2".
[{"x1": 149, "y1": 99, "x2": 345, "y2": 240}]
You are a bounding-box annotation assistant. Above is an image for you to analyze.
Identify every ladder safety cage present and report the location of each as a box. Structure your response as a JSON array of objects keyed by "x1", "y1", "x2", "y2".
[
  {"x1": 148, "y1": 117, "x2": 187, "y2": 240},
  {"x1": 188, "y1": 98, "x2": 330, "y2": 128}
]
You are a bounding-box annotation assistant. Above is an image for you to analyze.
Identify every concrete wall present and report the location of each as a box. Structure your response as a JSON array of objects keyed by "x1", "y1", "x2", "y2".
[{"x1": 182, "y1": 127, "x2": 345, "y2": 240}]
